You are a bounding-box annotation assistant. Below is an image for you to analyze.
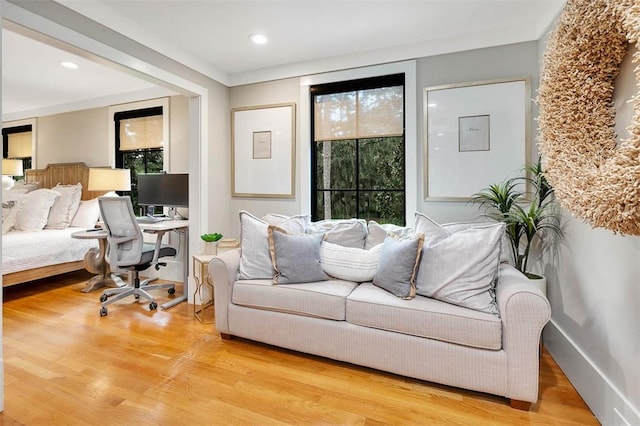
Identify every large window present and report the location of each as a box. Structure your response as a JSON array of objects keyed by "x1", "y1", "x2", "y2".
[
  {"x1": 311, "y1": 74, "x2": 405, "y2": 225},
  {"x1": 2, "y1": 124, "x2": 33, "y2": 178},
  {"x1": 114, "y1": 106, "x2": 164, "y2": 214}
]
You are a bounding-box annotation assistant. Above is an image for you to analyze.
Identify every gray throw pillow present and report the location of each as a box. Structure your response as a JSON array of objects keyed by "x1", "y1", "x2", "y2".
[
  {"x1": 415, "y1": 213, "x2": 503, "y2": 315},
  {"x1": 268, "y1": 226, "x2": 329, "y2": 284},
  {"x1": 372, "y1": 234, "x2": 424, "y2": 299}
]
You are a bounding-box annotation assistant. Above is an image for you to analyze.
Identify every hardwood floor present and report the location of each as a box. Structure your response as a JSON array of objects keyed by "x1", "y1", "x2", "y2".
[{"x1": 1, "y1": 271, "x2": 598, "y2": 425}]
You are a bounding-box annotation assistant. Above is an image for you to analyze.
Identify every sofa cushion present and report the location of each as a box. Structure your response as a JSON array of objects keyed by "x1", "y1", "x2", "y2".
[
  {"x1": 365, "y1": 221, "x2": 414, "y2": 249},
  {"x1": 307, "y1": 219, "x2": 367, "y2": 248},
  {"x1": 232, "y1": 279, "x2": 358, "y2": 320},
  {"x1": 320, "y1": 241, "x2": 383, "y2": 282},
  {"x1": 239, "y1": 211, "x2": 312, "y2": 280},
  {"x1": 372, "y1": 234, "x2": 424, "y2": 299},
  {"x1": 346, "y1": 282, "x2": 502, "y2": 350},
  {"x1": 268, "y1": 226, "x2": 329, "y2": 284},
  {"x1": 262, "y1": 213, "x2": 310, "y2": 234}
]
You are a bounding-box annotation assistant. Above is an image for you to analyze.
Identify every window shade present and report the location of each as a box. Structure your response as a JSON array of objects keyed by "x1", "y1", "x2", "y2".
[
  {"x1": 8, "y1": 131, "x2": 32, "y2": 158},
  {"x1": 119, "y1": 114, "x2": 163, "y2": 151},
  {"x1": 314, "y1": 86, "x2": 403, "y2": 141}
]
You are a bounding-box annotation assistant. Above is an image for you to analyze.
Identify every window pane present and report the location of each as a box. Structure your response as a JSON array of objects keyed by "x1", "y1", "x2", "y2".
[
  {"x1": 316, "y1": 190, "x2": 357, "y2": 220},
  {"x1": 315, "y1": 140, "x2": 356, "y2": 190},
  {"x1": 359, "y1": 137, "x2": 404, "y2": 190},
  {"x1": 359, "y1": 191, "x2": 405, "y2": 226}
]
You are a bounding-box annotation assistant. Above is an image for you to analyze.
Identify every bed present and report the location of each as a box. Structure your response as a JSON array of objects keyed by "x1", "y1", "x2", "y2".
[{"x1": 2, "y1": 162, "x2": 105, "y2": 287}]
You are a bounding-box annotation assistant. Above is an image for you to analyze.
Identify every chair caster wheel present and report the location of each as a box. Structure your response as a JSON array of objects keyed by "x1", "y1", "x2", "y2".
[
  {"x1": 134, "y1": 294, "x2": 140, "y2": 300},
  {"x1": 168, "y1": 287, "x2": 176, "y2": 295},
  {"x1": 149, "y1": 301, "x2": 158, "y2": 311},
  {"x1": 100, "y1": 307, "x2": 108, "y2": 316},
  {"x1": 99, "y1": 294, "x2": 108, "y2": 302}
]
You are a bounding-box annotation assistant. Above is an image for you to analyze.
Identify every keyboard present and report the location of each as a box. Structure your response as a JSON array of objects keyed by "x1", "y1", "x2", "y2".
[{"x1": 136, "y1": 216, "x2": 170, "y2": 224}]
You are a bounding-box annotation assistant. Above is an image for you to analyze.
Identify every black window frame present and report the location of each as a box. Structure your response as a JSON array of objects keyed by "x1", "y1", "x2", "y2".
[
  {"x1": 310, "y1": 73, "x2": 406, "y2": 224},
  {"x1": 114, "y1": 106, "x2": 164, "y2": 214},
  {"x1": 2, "y1": 124, "x2": 33, "y2": 177}
]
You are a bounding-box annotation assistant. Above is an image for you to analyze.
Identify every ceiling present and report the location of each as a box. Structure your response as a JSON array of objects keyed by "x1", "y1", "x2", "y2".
[{"x1": 2, "y1": 0, "x2": 566, "y2": 121}]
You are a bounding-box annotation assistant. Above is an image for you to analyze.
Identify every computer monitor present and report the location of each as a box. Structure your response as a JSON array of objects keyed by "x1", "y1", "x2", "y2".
[{"x1": 137, "y1": 173, "x2": 189, "y2": 216}]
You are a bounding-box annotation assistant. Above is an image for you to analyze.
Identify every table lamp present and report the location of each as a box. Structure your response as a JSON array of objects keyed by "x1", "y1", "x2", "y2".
[
  {"x1": 88, "y1": 168, "x2": 131, "y2": 192},
  {"x1": 2, "y1": 159, "x2": 24, "y2": 190}
]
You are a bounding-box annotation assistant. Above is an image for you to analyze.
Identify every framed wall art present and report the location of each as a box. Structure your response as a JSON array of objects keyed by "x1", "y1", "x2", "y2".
[
  {"x1": 423, "y1": 77, "x2": 531, "y2": 201},
  {"x1": 231, "y1": 103, "x2": 296, "y2": 198}
]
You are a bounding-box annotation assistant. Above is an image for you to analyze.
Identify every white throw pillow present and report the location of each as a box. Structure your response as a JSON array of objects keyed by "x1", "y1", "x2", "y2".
[
  {"x1": 46, "y1": 183, "x2": 82, "y2": 229},
  {"x1": 262, "y1": 213, "x2": 310, "y2": 234},
  {"x1": 70, "y1": 197, "x2": 101, "y2": 228},
  {"x1": 13, "y1": 188, "x2": 60, "y2": 231},
  {"x1": 320, "y1": 241, "x2": 384, "y2": 282},
  {"x1": 2, "y1": 190, "x2": 26, "y2": 234},
  {"x1": 414, "y1": 212, "x2": 503, "y2": 315},
  {"x1": 239, "y1": 211, "x2": 274, "y2": 279}
]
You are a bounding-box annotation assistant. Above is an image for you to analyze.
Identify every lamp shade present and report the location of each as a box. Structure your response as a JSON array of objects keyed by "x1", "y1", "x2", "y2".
[
  {"x1": 2, "y1": 159, "x2": 24, "y2": 177},
  {"x1": 88, "y1": 168, "x2": 131, "y2": 191}
]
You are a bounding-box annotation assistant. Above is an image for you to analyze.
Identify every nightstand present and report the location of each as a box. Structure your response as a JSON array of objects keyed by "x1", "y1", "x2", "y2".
[{"x1": 192, "y1": 254, "x2": 216, "y2": 323}]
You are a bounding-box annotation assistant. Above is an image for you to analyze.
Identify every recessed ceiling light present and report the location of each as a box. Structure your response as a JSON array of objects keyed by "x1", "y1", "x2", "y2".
[
  {"x1": 249, "y1": 33, "x2": 268, "y2": 45},
  {"x1": 60, "y1": 61, "x2": 79, "y2": 69}
]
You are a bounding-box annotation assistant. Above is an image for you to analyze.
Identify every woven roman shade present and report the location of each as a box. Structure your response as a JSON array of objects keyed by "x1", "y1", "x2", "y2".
[
  {"x1": 314, "y1": 86, "x2": 403, "y2": 141},
  {"x1": 7, "y1": 131, "x2": 32, "y2": 158},
  {"x1": 119, "y1": 114, "x2": 163, "y2": 151}
]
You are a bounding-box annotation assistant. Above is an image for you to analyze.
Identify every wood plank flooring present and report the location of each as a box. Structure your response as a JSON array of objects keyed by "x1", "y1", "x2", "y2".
[{"x1": 1, "y1": 271, "x2": 599, "y2": 425}]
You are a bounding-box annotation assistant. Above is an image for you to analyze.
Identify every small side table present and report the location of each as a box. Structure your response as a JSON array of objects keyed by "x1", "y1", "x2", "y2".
[
  {"x1": 192, "y1": 254, "x2": 216, "y2": 323},
  {"x1": 71, "y1": 229, "x2": 125, "y2": 292}
]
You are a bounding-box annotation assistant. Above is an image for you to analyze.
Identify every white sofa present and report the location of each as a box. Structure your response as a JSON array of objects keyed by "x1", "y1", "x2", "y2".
[{"x1": 211, "y1": 216, "x2": 550, "y2": 410}]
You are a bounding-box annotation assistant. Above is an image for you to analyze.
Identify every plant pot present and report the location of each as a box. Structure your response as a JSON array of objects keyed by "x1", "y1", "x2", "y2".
[
  {"x1": 526, "y1": 273, "x2": 546, "y2": 298},
  {"x1": 204, "y1": 241, "x2": 218, "y2": 255}
]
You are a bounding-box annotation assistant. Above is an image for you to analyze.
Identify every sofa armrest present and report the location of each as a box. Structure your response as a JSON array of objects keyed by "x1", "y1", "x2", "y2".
[
  {"x1": 495, "y1": 264, "x2": 551, "y2": 403},
  {"x1": 209, "y1": 248, "x2": 241, "y2": 334}
]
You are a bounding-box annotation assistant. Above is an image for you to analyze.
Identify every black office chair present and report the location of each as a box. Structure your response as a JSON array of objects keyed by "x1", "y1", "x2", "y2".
[{"x1": 98, "y1": 196, "x2": 176, "y2": 316}]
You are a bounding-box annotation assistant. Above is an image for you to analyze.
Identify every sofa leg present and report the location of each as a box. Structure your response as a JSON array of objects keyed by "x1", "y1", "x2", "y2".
[
  {"x1": 510, "y1": 399, "x2": 531, "y2": 410},
  {"x1": 220, "y1": 333, "x2": 234, "y2": 340}
]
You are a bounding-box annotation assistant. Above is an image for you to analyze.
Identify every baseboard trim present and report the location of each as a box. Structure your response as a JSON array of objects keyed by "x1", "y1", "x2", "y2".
[{"x1": 544, "y1": 319, "x2": 640, "y2": 426}]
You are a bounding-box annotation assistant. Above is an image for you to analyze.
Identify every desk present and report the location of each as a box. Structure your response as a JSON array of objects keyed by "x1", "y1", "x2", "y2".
[
  {"x1": 138, "y1": 220, "x2": 189, "y2": 310},
  {"x1": 71, "y1": 229, "x2": 125, "y2": 292}
]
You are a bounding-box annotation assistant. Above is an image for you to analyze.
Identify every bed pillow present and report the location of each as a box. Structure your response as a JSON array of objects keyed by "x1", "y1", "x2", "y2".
[
  {"x1": 70, "y1": 197, "x2": 101, "y2": 228},
  {"x1": 10, "y1": 181, "x2": 40, "y2": 193},
  {"x1": 2, "y1": 190, "x2": 26, "y2": 234},
  {"x1": 415, "y1": 213, "x2": 503, "y2": 315},
  {"x1": 46, "y1": 183, "x2": 82, "y2": 229},
  {"x1": 320, "y1": 241, "x2": 383, "y2": 282},
  {"x1": 13, "y1": 188, "x2": 59, "y2": 232},
  {"x1": 372, "y1": 234, "x2": 424, "y2": 299},
  {"x1": 268, "y1": 226, "x2": 329, "y2": 284}
]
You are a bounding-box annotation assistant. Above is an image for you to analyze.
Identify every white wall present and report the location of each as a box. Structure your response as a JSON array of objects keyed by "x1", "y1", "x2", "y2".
[
  {"x1": 36, "y1": 107, "x2": 108, "y2": 167},
  {"x1": 538, "y1": 25, "x2": 640, "y2": 426}
]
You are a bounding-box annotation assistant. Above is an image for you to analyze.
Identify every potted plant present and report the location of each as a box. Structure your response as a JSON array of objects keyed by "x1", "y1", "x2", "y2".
[
  {"x1": 201, "y1": 232, "x2": 223, "y2": 255},
  {"x1": 471, "y1": 158, "x2": 562, "y2": 292}
]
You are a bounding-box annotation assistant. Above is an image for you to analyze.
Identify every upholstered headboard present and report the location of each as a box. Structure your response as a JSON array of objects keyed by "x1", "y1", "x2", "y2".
[{"x1": 24, "y1": 162, "x2": 105, "y2": 200}]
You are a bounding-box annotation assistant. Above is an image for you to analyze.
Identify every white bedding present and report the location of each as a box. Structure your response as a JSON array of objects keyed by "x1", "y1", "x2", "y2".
[{"x1": 2, "y1": 227, "x2": 98, "y2": 275}]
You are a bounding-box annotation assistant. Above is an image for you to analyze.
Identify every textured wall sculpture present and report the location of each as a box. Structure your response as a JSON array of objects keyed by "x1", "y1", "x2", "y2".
[{"x1": 538, "y1": 0, "x2": 640, "y2": 235}]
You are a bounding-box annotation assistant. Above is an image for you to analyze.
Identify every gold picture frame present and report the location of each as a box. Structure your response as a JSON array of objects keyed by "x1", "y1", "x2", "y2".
[
  {"x1": 423, "y1": 77, "x2": 531, "y2": 201},
  {"x1": 231, "y1": 103, "x2": 296, "y2": 198}
]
